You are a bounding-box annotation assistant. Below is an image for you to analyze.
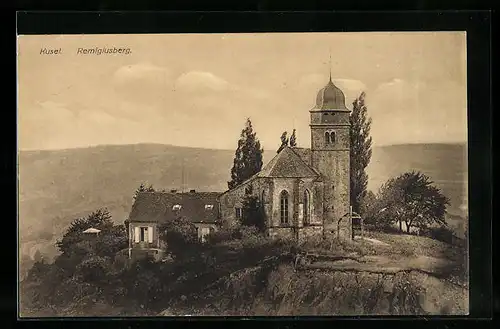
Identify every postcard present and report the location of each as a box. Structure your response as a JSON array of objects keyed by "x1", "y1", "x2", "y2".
[{"x1": 17, "y1": 32, "x2": 468, "y2": 317}]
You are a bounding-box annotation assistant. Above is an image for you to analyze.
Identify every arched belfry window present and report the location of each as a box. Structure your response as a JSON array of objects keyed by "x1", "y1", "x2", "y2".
[
  {"x1": 303, "y1": 189, "x2": 310, "y2": 225},
  {"x1": 324, "y1": 132, "x2": 330, "y2": 144},
  {"x1": 280, "y1": 190, "x2": 289, "y2": 225},
  {"x1": 329, "y1": 131, "x2": 336, "y2": 144},
  {"x1": 325, "y1": 131, "x2": 336, "y2": 144}
]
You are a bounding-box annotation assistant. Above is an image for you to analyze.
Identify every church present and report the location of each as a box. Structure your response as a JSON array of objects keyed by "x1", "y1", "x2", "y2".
[
  {"x1": 219, "y1": 76, "x2": 352, "y2": 242},
  {"x1": 126, "y1": 75, "x2": 352, "y2": 259}
]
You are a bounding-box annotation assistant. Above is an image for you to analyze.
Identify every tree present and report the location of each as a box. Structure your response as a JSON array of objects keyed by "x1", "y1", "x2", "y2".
[
  {"x1": 241, "y1": 195, "x2": 266, "y2": 232},
  {"x1": 377, "y1": 171, "x2": 450, "y2": 233},
  {"x1": 228, "y1": 118, "x2": 264, "y2": 189},
  {"x1": 277, "y1": 131, "x2": 289, "y2": 153},
  {"x1": 350, "y1": 91, "x2": 373, "y2": 213},
  {"x1": 134, "y1": 183, "x2": 155, "y2": 200},
  {"x1": 359, "y1": 190, "x2": 378, "y2": 224},
  {"x1": 56, "y1": 209, "x2": 127, "y2": 259},
  {"x1": 289, "y1": 129, "x2": 297, "y2": 147},
  {"x1": 158, "y1": 216, "x2": 200, "y2": 260},
  {"x1": 56, "y1": 209, "x2": 112, "y2": 255}
]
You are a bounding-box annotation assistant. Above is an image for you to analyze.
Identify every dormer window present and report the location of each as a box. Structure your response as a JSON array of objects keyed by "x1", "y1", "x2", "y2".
[
  {"x1": 172, "y1": 204, "x2": 182, "y2": 211},
  {"x1": 205, "y1": 204, "x2": 214, "y2": 210}
]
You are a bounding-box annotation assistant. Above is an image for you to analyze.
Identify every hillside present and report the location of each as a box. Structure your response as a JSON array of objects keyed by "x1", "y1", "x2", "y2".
[
  {"x1": 20, "y1": 227, "x2": 468, "y2": 317},
  {"x1": 18, "y1": 142, "x2": 467, "y2": 262}
]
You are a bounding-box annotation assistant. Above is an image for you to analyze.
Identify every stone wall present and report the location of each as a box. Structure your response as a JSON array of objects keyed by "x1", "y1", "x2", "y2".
[
  {"x1": 268, "y1": 227, "x2": 295, "y2": 240},
  {"x1": 298, "y1": 225, "x2": 324, "y2": 243},
  {"x1": 218, "y1": 177, "x2": 271, "y2": 227}
]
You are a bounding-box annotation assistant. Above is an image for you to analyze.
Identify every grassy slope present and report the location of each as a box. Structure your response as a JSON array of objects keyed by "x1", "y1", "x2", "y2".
[{"x1": 18, "y1": 142, "x2": 467, "y2": 261}]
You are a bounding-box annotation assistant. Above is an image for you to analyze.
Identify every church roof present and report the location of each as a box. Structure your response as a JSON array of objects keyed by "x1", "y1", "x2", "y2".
[
  {"x1": 128, "y1": 191, "x2": 221, "y2": 224},
  {"x1": 290, "y1": 147, "x2": 312, "y2": 167},
  {"x1": 257, "y1": 146, "x2": 319, "y2": 178},
  {"x1": 314, "y1": 78, "x2": 348, "y2": 111}
]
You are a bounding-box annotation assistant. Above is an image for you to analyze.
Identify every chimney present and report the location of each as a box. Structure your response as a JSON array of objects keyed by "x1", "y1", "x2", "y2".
[
  {"x1": 190, "y1": 189, "x2": 196, "y2": 193},
  {"x1": 170, "y1": 189, "x2": 177, "y2": 193}
]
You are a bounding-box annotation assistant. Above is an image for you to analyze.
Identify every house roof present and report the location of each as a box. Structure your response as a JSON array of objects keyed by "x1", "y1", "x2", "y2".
[
  {"x1": 257, "y1": 146, "x2": 319, "y2": 178},
  {"x1": 128, "y1": 191, "x2": 221, "y2": 224}
]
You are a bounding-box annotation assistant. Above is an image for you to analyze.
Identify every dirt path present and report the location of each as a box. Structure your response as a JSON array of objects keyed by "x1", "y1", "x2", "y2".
[
  {"x1": 353, "y1": 236, "x2": 390, "y2": 246},
  {"x1": 300, "y1": 255, "x2": 455, "y2": 276}
]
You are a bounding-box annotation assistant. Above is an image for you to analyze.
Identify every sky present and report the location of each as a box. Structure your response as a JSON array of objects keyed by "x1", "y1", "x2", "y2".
[{"x1": 17, "y1": 32, "x2": 467, "y2": 151}]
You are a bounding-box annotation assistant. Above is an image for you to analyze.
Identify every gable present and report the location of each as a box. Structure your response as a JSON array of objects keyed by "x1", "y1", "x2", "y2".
[{"x1": 258, "y1": 146, "x2": 318, "y2": 178}]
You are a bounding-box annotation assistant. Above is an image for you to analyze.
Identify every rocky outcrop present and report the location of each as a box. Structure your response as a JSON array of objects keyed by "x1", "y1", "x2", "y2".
[{"x1": 159, "y1": 259, "x2": 469, "y2": 316}]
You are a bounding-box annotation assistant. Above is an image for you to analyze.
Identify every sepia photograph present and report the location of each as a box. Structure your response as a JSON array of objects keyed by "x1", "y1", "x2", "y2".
[{"x1": 17, "y1": 32, "x2": 469, "y2": 317}]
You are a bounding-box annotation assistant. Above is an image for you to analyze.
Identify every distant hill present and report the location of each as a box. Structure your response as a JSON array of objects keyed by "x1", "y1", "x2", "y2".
[{"x1": 18, "y1": 142, "x2": 467, "y2": 261}]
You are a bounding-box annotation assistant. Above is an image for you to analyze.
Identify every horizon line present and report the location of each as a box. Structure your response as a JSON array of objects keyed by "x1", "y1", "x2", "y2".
[{"x1": 18, "y1": 141, "x2": 468, "y2": 153}]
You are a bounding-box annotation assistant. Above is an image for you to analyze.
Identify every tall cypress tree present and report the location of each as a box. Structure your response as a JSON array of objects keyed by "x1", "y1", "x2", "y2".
[
  {"x1": 228, "y1": 118, "x2": 264, "y2": 190},
  {"x1": 289, "y1": 129, "x2": 297, "y2": 147},
  {"x1": 350, "y1": 92, "x2": 373, "y2": 213}
]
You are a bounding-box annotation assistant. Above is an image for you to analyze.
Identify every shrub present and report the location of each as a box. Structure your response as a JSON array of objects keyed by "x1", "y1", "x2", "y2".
[
  {"x1": 76, "y1": 256, "x2": 113, "y2": 283},
  {"x1": 421, "y1": 226, "x2": 455, "y2": 245},
  {"x1": 207, "y1": 226, "x2": 241, "y2": 244},
  {"x1": 158, "y1": 216, "x2": 202, "y2": 260}
]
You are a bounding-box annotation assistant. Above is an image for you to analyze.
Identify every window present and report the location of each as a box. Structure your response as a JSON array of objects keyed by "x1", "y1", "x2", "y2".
[
  {"x1": 200, "y1": 227, "x2": 211, "y2": 243},
  {"x1": 205, "y1": 204, "x2": 214, "y2": 210},
  {"x1": 325, "y1": 131, "x2": 336, "y2": 144},
  {"x1": 135, "y1": 226, "x2": 153, "y2": 243},
  {"x1": 329, "y1": 131, "x2": 336, "y2": 143},
  {"x1": 172, "y1": 204, "x2": 182, "y2": 210},
  {"x1": 280, "y1": 190, "x2": 289, "y2": 225},
  {"x1": 235, "y1": 207, "x2": 242, "y2": 219},
  {"x1": 140, "y1": 227, "x2": 148, "y2": 242},
  {"x1": 303, "y1": 190, "x2": 310, "y2": 225},
  {"x1": 261, "y1": 190, "x2": 266, "y2": 204}
]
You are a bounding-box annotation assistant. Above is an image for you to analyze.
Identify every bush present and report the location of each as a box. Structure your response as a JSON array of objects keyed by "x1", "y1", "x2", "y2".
[
  {"x1": 159, "y1": 216, "x2": 202, "y2": 260},
  {"x1": 76, "y1": 256, "x2": 113, "y2": 283},
  {"x1": 207, "y1": 226, "x2": 241, "y2": 244},
  {"x1": 421, "y1": 226, "x2": 456, "y2": 245}
]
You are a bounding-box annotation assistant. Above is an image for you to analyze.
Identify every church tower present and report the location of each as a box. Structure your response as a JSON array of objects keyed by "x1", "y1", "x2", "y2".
[{"x1": 310, "y1": 73, "x2": 351, "y2": 239}]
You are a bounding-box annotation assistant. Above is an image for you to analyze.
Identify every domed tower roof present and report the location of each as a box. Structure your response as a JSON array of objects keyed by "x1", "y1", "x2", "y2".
[{"x1": 314, "y1": 77, "x2": 348, "y2": 110}]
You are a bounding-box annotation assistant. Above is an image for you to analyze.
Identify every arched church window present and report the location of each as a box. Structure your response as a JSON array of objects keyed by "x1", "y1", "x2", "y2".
[
  {"x1": 324, "y1": 132, "x2": 330, "y2": 144},
  {"x1": 261, "y1": 190, "x2": 266, "y2": 204},
  {"x1": 330, "y1": 131, "x2": 336, "y2": 144},
  {"x1": 303, "y1": 189, "x2": 310, "y2": 225},
  {"x1": 280, "y1": 190, "x2": 289, "y2": 225}
]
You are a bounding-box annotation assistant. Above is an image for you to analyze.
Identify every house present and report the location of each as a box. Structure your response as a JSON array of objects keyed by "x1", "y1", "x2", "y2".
[
  {"x1": 126, "y1": 190, "x2": 221, "y2": 260},
  {"x1": 218, "y1": 76, "x2": 352, "y2": 242}
]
